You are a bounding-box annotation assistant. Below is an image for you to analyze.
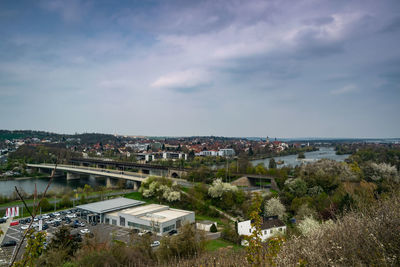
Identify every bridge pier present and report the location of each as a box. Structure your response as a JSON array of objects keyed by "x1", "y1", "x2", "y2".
[
  {"x1": 106, "y1": 177, "x2": 112, "y2": 188},
  {"x1": 133, "y1": 181, "x2": 139, "y2": 191},
  {"x1": 67, "y1": 172, "x2": 80, "y2": 180}
]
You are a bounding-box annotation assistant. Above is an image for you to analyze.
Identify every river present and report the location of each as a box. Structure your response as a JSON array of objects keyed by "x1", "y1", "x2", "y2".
[
  {"x1": 251, "y1": 147, "x2": 349, "y2": 168},
  {"x1": 0, "y1": 175, "x2": 111, "y2": 197}
]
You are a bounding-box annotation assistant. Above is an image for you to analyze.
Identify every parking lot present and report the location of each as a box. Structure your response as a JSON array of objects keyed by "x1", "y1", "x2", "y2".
[{"x1": 0, "y1": 209, "x2": 160, "y2": 265}]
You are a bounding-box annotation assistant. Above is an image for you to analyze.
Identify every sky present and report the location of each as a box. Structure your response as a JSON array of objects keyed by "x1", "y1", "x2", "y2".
[{"x1": 0, "y1": 0, "x2": 399, "y2": 138}]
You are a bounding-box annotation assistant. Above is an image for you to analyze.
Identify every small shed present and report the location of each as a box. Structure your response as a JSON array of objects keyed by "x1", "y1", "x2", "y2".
[{"x1": 196, "y1": 220, "x2": 217, "y2": 232}]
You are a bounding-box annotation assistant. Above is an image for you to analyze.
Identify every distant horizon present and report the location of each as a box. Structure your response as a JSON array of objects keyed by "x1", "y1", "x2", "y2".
[{"x1": 1, "y1": 129, "x2": 399, "y2": 140}]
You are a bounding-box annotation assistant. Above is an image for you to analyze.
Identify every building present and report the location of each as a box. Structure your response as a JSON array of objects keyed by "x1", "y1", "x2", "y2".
[
  {"x1": 162, "y1": 152, "x2": 188, "y2": 160},
  {"x1": 237, "y1": 215, "x2": 286, "y2": 246},
  {"x1": 76, "y1": 198, "x2": 145, "y2": 223},
  {"x1": 104, "y1": 204, "x2": 195, "y2": 236},
  {"x1": 196, "y1": 148, "x2": 235, "y2": 157},
  {"x1": 218, "y1": 148, "x2": 235, "y2": 157},
  {"x1": 196, "y1": 220, "x2": 217, "y2": 232}
]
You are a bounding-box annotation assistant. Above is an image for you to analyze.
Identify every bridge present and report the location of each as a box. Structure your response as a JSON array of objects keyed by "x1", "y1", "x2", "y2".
[
  {"x1": 69, "y1": 158, "x2": 188, "y2": 178},
  {"x1": 26, "y1": 163, "x2": 190, "y2": 190}
]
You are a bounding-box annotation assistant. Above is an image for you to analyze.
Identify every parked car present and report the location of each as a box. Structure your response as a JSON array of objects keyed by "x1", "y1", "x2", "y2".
[
  {"x1": 19, "y1": 219, "x2": 26, "y2": 224},
  {"x1": 42, "y1": 224, "x2": 49, "y2": 230},
  {"x1": 91, "y1": 221, "x2": 97, "y2": 226},
  {"x1": 53, "y1": 212, "x2": 60, "y2": 217},
  {"x1": 150, "y1": 241, "x2": 160, "y2": 247},
  {"x1": 80, "y1": 228, "x2": 90, "y2": 234},
  {"x1": 138, "y1": 230, "x2": 151, "y2": 236},
  {"x1": 79, "y1": 222, "x2": 85, "y2": 227},
  {"x1": 67, "y1": 214, "x2": 77, "y2": 218},
  {"x1": 42, "y1": 215, "x2": 50, "y2": 220},
  {"x1": 21, "y1": 225, "x2": 29, "y2": 230},
  {"x1": 0, "y1": 218, "x2": 7, "y2": 224},
  {"x1": 168, "y1": 230, "x2": 178, "y2": 236},
  {"x1": 25, "y1": 218, "x2": 31, "y2": 223},
  {"x1": 1, "y1": 240, "x2": 17, "y2": 247},
  {"x1": 10, "y1": 221, "x2": 19, "y2": 226},
  {"x1": 52, "y1": 221, "x2": 61, "y2": 227}
]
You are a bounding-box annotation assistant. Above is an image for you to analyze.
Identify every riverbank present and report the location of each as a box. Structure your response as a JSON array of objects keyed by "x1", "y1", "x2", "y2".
[
  {"x1": 248, "y1": 147, "x2": 320, "y2": 161},
  {"x1": 0, "y1": 174, "x2": 55, "y2": 181},
  {"x1": 0, "y1": 189, "x2": 135, "y2": 218}
]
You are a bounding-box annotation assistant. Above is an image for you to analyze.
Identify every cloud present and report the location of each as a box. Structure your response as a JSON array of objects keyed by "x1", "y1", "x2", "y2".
[
  {"x1": 1, "y1": 0, "x2": 400, "y2": 137},
  {"x1": 330, "y1": 84, "x2": 358, "y2": 95},
  {"x1": 150, "y1": 69, "x2": 210, "y2": 90},
  {"x1": 39, "y1": 0, "x2": 90, "y2": 22}
]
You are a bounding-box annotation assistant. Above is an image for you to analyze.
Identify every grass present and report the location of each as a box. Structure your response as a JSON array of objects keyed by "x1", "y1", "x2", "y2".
[
  {"x1": 205, "y1": 238, "x2": 242, "y2": 251},
  {"x1": 123, "y1": 191, "x2": 157, "y2": 204}
]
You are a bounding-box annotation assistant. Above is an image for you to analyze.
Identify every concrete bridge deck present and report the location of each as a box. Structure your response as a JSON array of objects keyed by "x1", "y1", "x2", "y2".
[{"x1": 27, "y1": 163, "x2": 148, "y2": 182}]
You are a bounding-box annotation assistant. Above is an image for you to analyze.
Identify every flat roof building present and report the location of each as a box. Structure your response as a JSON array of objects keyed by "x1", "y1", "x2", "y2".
[
  {"x1": 76, "y1": 197, "x2": 145, "y2": 223},
  {"x1": 104, "y1": 204, "x2": 195, "y2": 236}
]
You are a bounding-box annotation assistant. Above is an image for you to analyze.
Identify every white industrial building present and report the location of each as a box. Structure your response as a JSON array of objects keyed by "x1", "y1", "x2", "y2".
[
  {"x1": 196, "y1": 148, "x2": 235, "y2": 157},
  {"x1": 104, "y1": 204, "x2": 195, "y2": 236}
]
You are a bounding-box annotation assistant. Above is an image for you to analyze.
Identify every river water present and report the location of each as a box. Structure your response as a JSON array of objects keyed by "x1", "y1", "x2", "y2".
[
  {"x1": 251, "y1": 147, "x2": 349, "y2": 168},
  {"x1": 0, "y1": 175, "x2": 110, "y2": 197}
]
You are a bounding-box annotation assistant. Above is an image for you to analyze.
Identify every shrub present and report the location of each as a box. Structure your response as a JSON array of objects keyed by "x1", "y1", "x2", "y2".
[
  {"x1": 210, "y1": 223, "x2": 218, "y2": 233},
  {"x1": 275, "y1": 190, "x2": 400, "y2": 266}
]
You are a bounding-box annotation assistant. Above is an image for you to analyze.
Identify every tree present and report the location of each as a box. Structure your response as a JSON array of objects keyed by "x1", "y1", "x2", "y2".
[
  {"x1": 264, "y1": 197, "x2": 286, "y2": 220},
  {"x1": 40, "y1": 197, "x2": 52, "y2": 212},
  {"x1": 14, "y1": 229, "x2": 46, "y2": 267},
  {"x1": 83, "y1": 184, "x2": 92, "y2": 197},
  {"x1": 297, "y1": 216, "x2": 318, "y2": 236},
  {"x1": 245, "y1": 193, "x2": 263, "y2": 265},
  {"x1": 285, "y1": 178, "x2": 308, "y2": 197},
  {"x1": 46, "y1": 226, "x2": 81, "y2": 257},
  {"x1": 210, "y1": 223, "x2": 218, "y2": 233},
  {"x1": 255, "y1": 163, "x2": 267, "y2": 175},
  {"x1": 59, "y1": 195, "x2": 72, "y2": 208},
  {"x1": 208, "y1": 178, "x2": 238, "y2": 199},
  {"x1": 269, "y1": 158, "x2": 277, "y2": 169},
  {"x1": 157, "y1": 223, "x2": 206, "y2": 262},
  {"x1": 298, "y1": 152, "x2": 305, "y2": 159}
]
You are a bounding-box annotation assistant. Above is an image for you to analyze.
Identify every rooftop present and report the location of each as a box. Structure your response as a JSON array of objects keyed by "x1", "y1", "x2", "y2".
[
  {"x1": 76, "y1": 197, "x2": 144, "y2": 214},
  {"x1": 111, "y1": 204, "x2": 194, "y2": 223}
]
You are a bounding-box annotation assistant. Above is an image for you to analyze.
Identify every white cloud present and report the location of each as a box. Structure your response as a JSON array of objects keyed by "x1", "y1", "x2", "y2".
[
  {"x1": 330, "y1": 84, "x2": 358, "y2": 95},
  {"x1": 150, "y1": 69, "x2": 210, "y2": 89}
]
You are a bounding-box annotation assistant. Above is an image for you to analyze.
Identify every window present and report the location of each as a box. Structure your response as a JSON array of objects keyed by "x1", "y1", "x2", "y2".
[
  {"x1": 105, "y1": 218, "x2": 110, "y2": 224},
  {"x1": 176, "y1": 219, "x2": 182, "y2": 229},
  {"x1": 163, "y1": 224, "x2": 175, "y2": 233},
  {"x1": 120, "y1": 216, "x2": 125, "y2": 227},
  {"x1": 112, "y1": 219, "x2": 117, "y2": 226},
  {"x1": 127, "y1": 221, "x2": 159, "y2": 232},
  {"x1": 279, "y1": 227, "x2": 282, "y2": 231}
]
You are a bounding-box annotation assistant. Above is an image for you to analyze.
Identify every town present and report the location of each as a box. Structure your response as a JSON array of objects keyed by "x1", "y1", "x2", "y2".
[{"x1": 0, "y1": 130, "x2": 399, "y2": 266}]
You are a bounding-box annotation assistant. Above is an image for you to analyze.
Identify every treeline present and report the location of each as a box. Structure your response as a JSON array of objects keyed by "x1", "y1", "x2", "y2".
[{"x1": 8, "y1": 144, "x2": 80, "y2": 164}]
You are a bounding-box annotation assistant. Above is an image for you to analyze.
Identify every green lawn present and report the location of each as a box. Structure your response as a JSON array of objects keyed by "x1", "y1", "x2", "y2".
[
  {"x1": 123, "y1": 191, "x2": 157, "y2": 204},
  {"x1": 205, "y1": 238, "x2": 241, "y2": 251}
]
